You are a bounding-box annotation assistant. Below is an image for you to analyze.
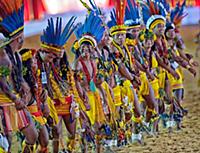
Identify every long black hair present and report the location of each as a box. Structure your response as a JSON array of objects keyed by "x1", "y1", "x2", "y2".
[
  {"x1": 19, "y1": 48, "x2": 37, "y2": 95},
  {"x1": 59, "y1": 51, "x2": 70, "y2": 80},
  {"x1": 5, "y1": 45, "x2": 23, "y2": 92}
]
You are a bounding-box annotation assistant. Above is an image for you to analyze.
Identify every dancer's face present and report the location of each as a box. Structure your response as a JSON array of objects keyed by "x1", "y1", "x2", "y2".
[
  {"x1": 102, "y1": 30, "x2": 110, "y2": 44},
  {"x1": 10, "y1": 33, "x2": 24, "y2": 51},
  {"x1": 45, "y1": 52, "x2": 57, "y2": 63},
  {"x1": 31, "y1": 54, "x2": 38, "y2": 71},
  {"x1": 154, "y1": 23, "x2": 165, "y2": 36},
  {"x1": 80, "y1": 44, "x2": 92, "y2": 59},
  {"x1": 143, "y1": 38, "x2": 154, "y2": 49},
  {"x1": 166, "y1": 29, "x2": 176, "y2": 39},
  {"x1": 113, "y1": 33, "x2": 126, "y2": 45},
  {"x1": 127, "y1": 27, "x2": 140, "y2": 39}
]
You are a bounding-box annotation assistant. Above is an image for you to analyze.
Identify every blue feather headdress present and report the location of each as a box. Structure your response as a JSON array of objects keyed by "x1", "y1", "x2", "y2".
[
  {"x1": 74, "y1": 12, "x2": 105, "y2": 47},
  {"x1": 141, "y1": 0, "x2": 169, "y2": 30},
  {"x1": 124, "y1": 0, "x2": 141, "y2": 28},
  {"x1": 41, "y1": 16, "x2": 77, "y2": 55},
  {"x1": 0, "y1": 0, "x2": 24, "y2": 38},
  {"x1": 170, "y1": 0, "x2": 187, "y2": 26}
]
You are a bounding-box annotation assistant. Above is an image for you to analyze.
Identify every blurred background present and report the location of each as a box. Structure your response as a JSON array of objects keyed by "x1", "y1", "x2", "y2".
[{"x1": 21, "y1": 0, "x2": 200, "y2": 59}]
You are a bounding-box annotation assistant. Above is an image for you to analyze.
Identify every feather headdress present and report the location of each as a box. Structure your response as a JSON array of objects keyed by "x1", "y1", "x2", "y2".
[
  {"x1": 170, "y1": 0, "x2": 187, "y2": 26},
  {"x1": 107, "y1": 0, "x2": 127, "y2": 36},
  {"x1": 0, "y1": 0, "x2": 24, "y2": 38},
  {"x1": 74, "y1": 12, "x2": 105, "y2": 47},
  {"x1": 141, "y1": 0, "x2": 169, "y2": 29},
  {"x1": 125, "y1": 0, "x2": 141, "y2": 29},
  {"x1": 41, "y1": 16, "x2": 77, "y2": 55}
]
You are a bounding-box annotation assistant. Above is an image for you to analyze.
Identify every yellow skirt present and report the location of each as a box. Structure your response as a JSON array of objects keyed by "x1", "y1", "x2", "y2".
[
  {"x1": 150, "y1": 78, "x2": 160, "y2": 99},
  {"x1": 121, "y1": 80, "x2": 134, "y2": 104},
  {"x1": 138, "y1": 72, "x2": 149, "y2": 102},
  {"x1": 101, "y1": 81, "x2": 116, "y2": 117},
  {"x1": 86, "y1": 91, "x2": 106, "y2": 125},
  {"x1": 168, "y1": 67, "x2": 183, "y2": 90},
  {"x1": 113, "y1": 85, "x2": 122, "y2": 107},
  {"x1": 46, "y1": 96, "x2": 59, "y2": 125}
]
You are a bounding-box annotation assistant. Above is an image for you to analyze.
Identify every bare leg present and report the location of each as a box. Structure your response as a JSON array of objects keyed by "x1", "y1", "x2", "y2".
[
  {"x1": 143, "y1": 84, "x2": 158, "y2": 122},
  {"x1": 132, "y1": 89, "x2": 141, "y2": 118},
  {"x1": 63, "y1": 114, "x2": 76, "y2": 153},
  {"x1": 38, "y1": 125, "x2": 49, "y2": 153},
  {"x1": 21, "y1": 123, "x2": 38, "y2": 153},
  {"x1": 53, "y1": 117, "x2": 62, "y2": 153},
  {"x1": 143, "y1": 83, "x2": 159, "y2": 133}
]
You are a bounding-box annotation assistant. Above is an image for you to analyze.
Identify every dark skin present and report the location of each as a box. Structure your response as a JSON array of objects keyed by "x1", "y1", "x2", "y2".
[
  {"x1": 22, "y1": 55, "x2": 50, "y2": 152},
  {"x1": 112, "y1": 33, "x2": 145, "y2": 141},
  {"x1": 38, "y1": 49, "x2": 77, "y2": 153},
  {"x1": 166, "y1": 30, "x2": 198, "y2": 129},
  {"x1": 127, "y1": 44, "x2": 157, "y2": 121},
  {"x1": 0, "y1": 34, "x2": 38, "y2": 153},
  {"x1": 75, "y1": 44, "x2": 107, "y2": 153}
]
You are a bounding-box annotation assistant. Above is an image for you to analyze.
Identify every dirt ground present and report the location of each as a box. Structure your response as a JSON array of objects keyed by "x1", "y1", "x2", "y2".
[{"x1": 19, "y1": 25, "x2": 200, "y2": 153}]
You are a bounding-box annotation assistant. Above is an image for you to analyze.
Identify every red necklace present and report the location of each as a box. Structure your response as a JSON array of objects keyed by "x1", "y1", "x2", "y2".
[{"x1": 79, "y1": 57, "x2": 96, "y2": 83}]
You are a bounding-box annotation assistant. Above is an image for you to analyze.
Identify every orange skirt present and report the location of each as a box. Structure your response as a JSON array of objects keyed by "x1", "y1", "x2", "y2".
[
  {"x1": 0, "y1": 103, "x2": 30, "y2": 133},
  {"x1": 54, "y1": 96, "x2": 72, "y2": 116}
]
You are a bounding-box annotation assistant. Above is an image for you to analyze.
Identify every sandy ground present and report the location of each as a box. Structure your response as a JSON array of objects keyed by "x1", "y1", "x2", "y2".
[{"x1": 13, "y1": 25, "x2": 199, "y2": 153}]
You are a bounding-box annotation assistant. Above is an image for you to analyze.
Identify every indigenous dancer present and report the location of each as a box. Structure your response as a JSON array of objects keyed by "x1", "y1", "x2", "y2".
[
  {"x1": 38, "y1": 17, "x2": 77, "y2": 153},
  {"x1": 164, "y1": 22, "x2": 197, "y2": 130},
  {"x1": 80, "y1": 0, "x2": 118, "y2": 147},
  {"x1": 107, "y1": 0, "x2": 145, "y2": 143},
  {"x1": 74, "y1": 12, "x2": 106, "y2": 153},
  {"x1": 141, "y1": 0, "x2": 181, "y2": 131},
  {"x1": 19, "y1": 48, "x2": 49, "y2": 153},
  {"x1": 125, "y1": 0, "x2": 161, "y2": 135},
  {"x1": 170, "y1": 0, "x2": 199, "y2": 67},
  {"x1": 0, "y1": 1, "x2": 38, "y2": 152}
]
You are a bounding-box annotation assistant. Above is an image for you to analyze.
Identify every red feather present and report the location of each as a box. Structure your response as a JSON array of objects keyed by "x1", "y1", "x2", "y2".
[
  {"x1": 115, "y1": 0, "x2": 127, "y2": 25},
  {"x1": 0, "y1": 0, "x2": 23, "y2": 18}
]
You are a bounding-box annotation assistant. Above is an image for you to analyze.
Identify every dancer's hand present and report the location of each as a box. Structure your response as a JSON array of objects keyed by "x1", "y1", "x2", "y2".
[
  {"x1": 188, "y1": 67, "x2": 197, "y2": 77},
  {"x1": 190, "y1": 60, "x2": 199, "y2": 67},
  {"x1": 14, "y1": 98, "x2": 26, "y2": 110},
  {"x1": 20, "y1": 82, "x2": 30, "y2": 95},
  {"x1": 147, "y1": 71, "x2": 155, "y2": 81}
]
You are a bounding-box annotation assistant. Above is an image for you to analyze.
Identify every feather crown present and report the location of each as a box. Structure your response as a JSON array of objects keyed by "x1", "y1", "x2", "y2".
[
  {"x1": 141, "y1": 0, "x2": 169, "y2": 29},
  {"x1": 0, "y1": 0, "x2": 24, "y2": 38},
  {"x1": 74, "y1": 12, "x2": 105, "y2": 47},
  {"x1": 107, "y1": 0, "x2": 127, "y2": 36},
  {"x1": 41, "y1": 16, "x2": 77, "y2": 55},
  {"x1": 125, "y1": 0, "x2": 141, "y2": 28},
  {"x1": 170, "y1": 0, "x2": 187, "y2": 26}
]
